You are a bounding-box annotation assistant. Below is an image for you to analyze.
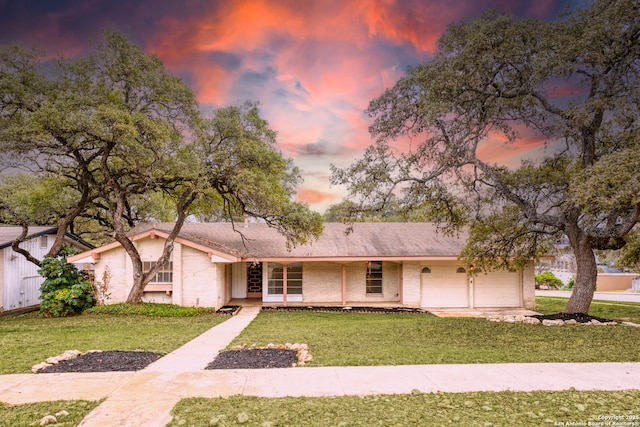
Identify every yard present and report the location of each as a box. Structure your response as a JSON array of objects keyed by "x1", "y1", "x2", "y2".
[
  {"x1": 0, "y1": 304, "x2": 228, "y2": 374},
  {"x1": 168, "y1": 390, "x2": 640, "y2": 427},
  {"x1": 225, "y1": 299, "x2": 640, "y2": 366},
  {"x1": 2, "y1": 298, "x2": 640, "y2": 425}
]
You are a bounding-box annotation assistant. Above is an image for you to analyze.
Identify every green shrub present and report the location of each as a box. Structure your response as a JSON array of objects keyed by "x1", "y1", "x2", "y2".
[
  {"x1": 535, "y1": 271, "x2": 563, "y2": 289},
  {"x1": 38, "y1": 257, "x2": 95, "y2": 317},
  {"x1": 84, "y1": 303, "x2": 218, "y2": 317},
  {"x1": 566, "y1": 277, "x2": 575, "y2": 290}
]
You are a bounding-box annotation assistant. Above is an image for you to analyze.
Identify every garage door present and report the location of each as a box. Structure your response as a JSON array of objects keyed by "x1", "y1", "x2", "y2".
[
  {"x1": 473, "y1": 270, "x2": 520, "y2": 307},
  {"x1": 420, "y1": 265, "x2": 469, "y2": 308}
]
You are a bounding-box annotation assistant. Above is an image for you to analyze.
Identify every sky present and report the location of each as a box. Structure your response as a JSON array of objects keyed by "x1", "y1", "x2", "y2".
[{"x1": 0, "y1": 0, "x2": 574, "y2": 213}]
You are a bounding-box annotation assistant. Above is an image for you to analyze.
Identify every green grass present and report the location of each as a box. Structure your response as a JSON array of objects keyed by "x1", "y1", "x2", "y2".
[
  {"x1": 0, "y1": 304, "x2": 228, "y2": 374},
  {"x1": 228, "y1": 310, "x2": 640, "y2": 365},
  {"x1": 535, "y1": 296, "x2": 640, "y2": 323},
  {"x1": 169, "y1": 390, "x2": 640, "y2": 427},
  {"x1": 0, "y1": 400, "x2": 100, "y2": 427}
]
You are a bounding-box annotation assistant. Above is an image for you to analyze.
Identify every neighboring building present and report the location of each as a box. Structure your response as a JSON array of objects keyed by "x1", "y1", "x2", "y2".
[
  {"x1": 68, "y1": 222, "x2": 535, "y2": 310},
  {"x1": 0, "y1": 226, "x2": 94, "y2": 312}
]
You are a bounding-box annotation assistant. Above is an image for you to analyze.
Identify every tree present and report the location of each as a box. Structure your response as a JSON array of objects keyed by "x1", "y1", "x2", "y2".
[
  {"x1": 196, "y1": 102, "x2": 324, "y2": 250},
  {"x1": 0, "y1": 32, "x2": 323, "y2": 304},
  {"x1": 332, "y1": 0, "x2": 640, "y2": 313}
]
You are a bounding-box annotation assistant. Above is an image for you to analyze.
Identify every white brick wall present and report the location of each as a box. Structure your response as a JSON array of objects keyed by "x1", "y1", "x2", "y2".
[
  {"x1": 401, "y1": 262, "x2": 422, "y2": 307},
  {"x1": 95, "y1": 249, "x2": 130, "y2": 303},
  {"x1": 301, "y1": 262, "x2": 343, "y2": 303},
  {"x1": 178, "y1": 246, "x2": 218, "y2": 308},
  {"x1": 522, "y1": 261, "x2": 535, "y2": 309},
  {"x1": 347, "y1": 261, "x2": 400, "y2": 303}
]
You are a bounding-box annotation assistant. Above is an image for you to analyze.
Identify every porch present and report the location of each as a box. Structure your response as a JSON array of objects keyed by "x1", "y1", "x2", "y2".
[{"x1": 227, "y1": 298, "x2": 412, "y2": 308}]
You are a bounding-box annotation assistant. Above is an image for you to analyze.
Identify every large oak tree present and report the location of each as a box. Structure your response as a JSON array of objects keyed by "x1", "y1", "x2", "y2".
[
  {"x1": 332, "y1": 0, "x2": 640, "y2": 313},
  {"x1": 0, "y1": 31, "x2": 322, "y2": 304}
]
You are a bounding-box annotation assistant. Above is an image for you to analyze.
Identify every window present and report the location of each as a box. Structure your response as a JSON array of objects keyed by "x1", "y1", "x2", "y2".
[
  {"x1": 39, "y1": 235, "x2": 48, "y2": 249},
  {"x1": 366, "y1": 261, "x2": 383, "y2": 294},
  {"x1": 268, "y1": 262, "x2": 302, "y2": 295},
  {"x1": 421, "y1": 267, "x2": 432, "y2": 274},
  {"x1": 143, "y1": 261, "x2": 173, "y2": 283},
  {"x1": 456, "y1": 267, "x2": 466, "y2": 273}
]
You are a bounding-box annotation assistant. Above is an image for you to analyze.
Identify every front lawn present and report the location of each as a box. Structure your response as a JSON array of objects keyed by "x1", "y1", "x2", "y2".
[
  {"x1": 228, "y1": 310, "x2": 640, "y2": 365},
  {"x1": 0, "y1": 400, "x2": 100, "y2": 427},
  {"x1": 169, "y1": 390, "x2": 640, "y2": 427},
  {"x1": 0, "y1": 304, "x2": 228, "y2": 374}
]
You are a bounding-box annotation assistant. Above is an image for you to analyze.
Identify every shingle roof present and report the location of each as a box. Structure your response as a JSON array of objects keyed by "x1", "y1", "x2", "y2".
[
  {"x1": 142, "y1": 222, "x2": 467, "y2": 260},
  {"x1": 0, "y1": 226, "x2": 57, "y2": 249}
]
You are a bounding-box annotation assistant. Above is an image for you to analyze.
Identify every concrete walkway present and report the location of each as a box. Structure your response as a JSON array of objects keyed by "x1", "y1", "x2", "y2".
[{"x1": 2, "y1": 306, "x2": 640, "y2": 426}]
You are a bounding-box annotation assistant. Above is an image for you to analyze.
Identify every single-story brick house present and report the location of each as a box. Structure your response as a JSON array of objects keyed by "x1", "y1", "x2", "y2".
[
  {"x1": 0, "y1": 226, "x2": 94, "y2": 312},
  {"x1": 68, "y1": 222, "x2": 535, "y2": 310}
]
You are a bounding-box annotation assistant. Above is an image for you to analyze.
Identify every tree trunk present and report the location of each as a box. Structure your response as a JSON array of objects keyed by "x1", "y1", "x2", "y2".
[
  {"x1": 125, "y1": 259, "x2": 146, "y2": 304},
  {"x1": 564, "y1": 226, "x2": 598, "y2": 314}
]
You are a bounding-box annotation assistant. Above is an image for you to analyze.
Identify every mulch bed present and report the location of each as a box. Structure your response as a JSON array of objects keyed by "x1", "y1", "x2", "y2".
[
  {"x1": 261, "y1": 306, "x2": 428, "y2": 314},
  {"x1": 206, "y1": 348, "x2": 298, "y2": 369},
  {"x1": 38, "y1": 351, "x2": 162, "y2": 373},
  {"x1": 531, "y1": 313, "x2": 614, "y2": 323}
]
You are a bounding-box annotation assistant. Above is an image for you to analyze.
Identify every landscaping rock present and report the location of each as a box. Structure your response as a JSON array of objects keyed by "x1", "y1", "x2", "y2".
[
  {"x1": 31, "y1": 362, "x2": 52, "y2": 373},
  {"x1": 623, "y1": 321, "x2": 640, "y2": 328},
  {"x1": 564, "y1": 319, "x2": 578, "y2": 325},
  {"x1": 523, "y1": 317, "x2": 541, "y2": 325},
  {"x1": 542, "y1": 319, "x2": 565, "y2": 326},
  {"x1": 39, "y1": 415, "x2": 57, "y2": 426},
  {"x1": 46, "y1": 349, "x2": 81, "y2": 365}
]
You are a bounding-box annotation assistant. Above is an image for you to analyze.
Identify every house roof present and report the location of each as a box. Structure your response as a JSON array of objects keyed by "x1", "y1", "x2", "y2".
[
  {"x1": 69, "y1": 222, "x2": 468, "y2": 263},
  {"x1": 0, "y1": 226, "x2": 94, "y2": 250}
]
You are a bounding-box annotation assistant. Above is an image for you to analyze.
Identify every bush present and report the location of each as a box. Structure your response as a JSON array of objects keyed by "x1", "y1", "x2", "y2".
[
  {"x1": 38, "y1": 257, "x2": 96, "y2": 317},
  {"x1": 84, "y1": 303, "x2": 218, "y2": 317},
  {"x1": 535, "y1": 271, "x2": 563, "y2": 289},
  {"x1": 566, "y1": 277, "x2": 575, "y2": 290}
]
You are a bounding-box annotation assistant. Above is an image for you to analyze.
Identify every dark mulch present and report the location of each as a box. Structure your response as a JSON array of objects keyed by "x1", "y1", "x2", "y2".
[
  {"x1": 531, "y1": 312, "x2": 614, "y2": 323},
  {"x1": 206, "y1": 348, "x2": 298, "y2": 370},
  {"x1": 38, "y1": 351, "x2": 162, "y2": 373},
  {"x1": 261, "y1": 306, "x2": 427, "y2": 314}
]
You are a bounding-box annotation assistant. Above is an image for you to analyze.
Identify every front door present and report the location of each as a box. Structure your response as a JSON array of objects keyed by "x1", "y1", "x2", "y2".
[{"x1": 246, "y1": 262, "x2": 263, "y2": 298}]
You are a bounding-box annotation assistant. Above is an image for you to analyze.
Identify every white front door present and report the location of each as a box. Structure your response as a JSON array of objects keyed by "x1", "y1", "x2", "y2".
[{"x1": 231, "y1": 263, "x2": 247, "y2": 299}]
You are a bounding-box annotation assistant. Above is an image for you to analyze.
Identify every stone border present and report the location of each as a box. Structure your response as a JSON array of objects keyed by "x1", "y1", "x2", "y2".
[
  {"x1": 487, "y1": 315, "x2": 640, "y2": 327},
  {"x1": 32, "y1": 349, "x2": 102, "y2": 373},
  {"x1": 229, "y1": 343, "x2": 313, "y2": 366}
]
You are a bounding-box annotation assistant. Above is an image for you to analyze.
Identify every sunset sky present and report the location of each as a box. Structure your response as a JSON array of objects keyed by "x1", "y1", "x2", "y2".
[{"x1": 0, "y1": 0, "x2": 576, "y2": 212}]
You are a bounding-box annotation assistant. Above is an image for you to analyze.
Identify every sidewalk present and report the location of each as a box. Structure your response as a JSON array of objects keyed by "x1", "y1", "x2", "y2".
[{"x1": 1, "y1": 306, "x2": 640, "y2": 426}]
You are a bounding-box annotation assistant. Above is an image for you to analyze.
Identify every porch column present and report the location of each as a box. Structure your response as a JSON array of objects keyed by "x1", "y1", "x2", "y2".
[
  {"x1": 399, "y1": 263, "x2": 404, "y2": 305},
  {"x1": 282, "y1": 264, "x2": 288, "y2": 306},
  {"x1": 341, "y1": 264, "x2": 347, "y2": 305},
  {"x1": 223, "y1": 264, "x2": 229, "y2": 305}
]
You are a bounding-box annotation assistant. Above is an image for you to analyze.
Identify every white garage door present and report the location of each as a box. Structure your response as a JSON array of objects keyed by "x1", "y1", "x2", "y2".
[
  {"x1": 474, "y1": 270, "x2": 520, "y2": 307},
  {"x1": 420, "y1": 265, "x2": 469, "y2": 308}
]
